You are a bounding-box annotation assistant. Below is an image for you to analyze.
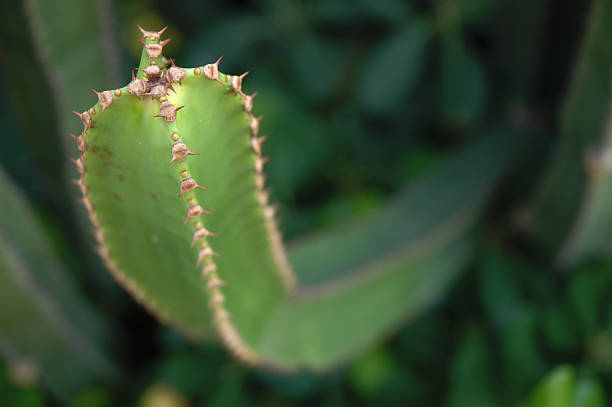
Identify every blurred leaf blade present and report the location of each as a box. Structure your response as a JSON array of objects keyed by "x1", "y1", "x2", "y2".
[
  {"x1": 435, "y1": 32, "x2": 486, "y2": 128},
  {"x1": 0, "y1": 169, "x2": 116, "y2": 400},
  {"x1": 572, "y1": 378, "x2": 606, "y2": 407},
  {"x1": 478, "y1": 246, "x2": 547, "y2": 397},
  {"x1": 526, "y1": 366, "x2": 606, "y2": 407},
  {"x1": 445, "y1": 326, "x2": 497, "y2": 407},
  {"x1": 0, "y1": 1, "x2": 63, "y2": 197},
  {"x1": 533, "y1": 0, "x2": 612, "y2": 264},
  {"x1": 23, "y1": 0, "x2": 120, "y2": 148},
  {"x1": 356, "y1": 19, "x2": 432, "y2": 113},
  {"x1": 528, "y1": 365, "x2": 575, "y2": 407}
]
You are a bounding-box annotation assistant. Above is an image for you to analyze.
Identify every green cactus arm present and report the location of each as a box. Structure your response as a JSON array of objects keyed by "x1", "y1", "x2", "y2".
[
  {"x1": 74, "y1": 28, "x2": 523, "y2": 369},
  {"x1": 0, "y1": 170, "x2": 115, "y2": 400},
  {"x1": 533, "y1": 0, "x2": 612, "y2": 264}
]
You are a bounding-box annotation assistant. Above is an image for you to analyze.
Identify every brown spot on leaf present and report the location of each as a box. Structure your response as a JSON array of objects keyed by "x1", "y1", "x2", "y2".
[
  {"x1": 113, "y1": 193, "x2": 123, "y2": 202},
  {"x1": 92, "y1": 146, "x2": 99, "y2": 153},
  {"x1": 126, "y1": 166, "x2": 137, "y2": 174},
  {"x1": 103, "y1": 162, "x2": 122, "y2": 169},
  {"x1": 152, "y1": 193, "x2": 159, "y2": 200},
  {"x1": 117, "y1": 175, "x2": 123, "y2": 181}
]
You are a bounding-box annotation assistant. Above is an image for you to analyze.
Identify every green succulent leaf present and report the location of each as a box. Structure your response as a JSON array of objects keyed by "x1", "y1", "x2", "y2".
[{"x1": 73, "y1": 28, "x2": 524, "y2": 370}]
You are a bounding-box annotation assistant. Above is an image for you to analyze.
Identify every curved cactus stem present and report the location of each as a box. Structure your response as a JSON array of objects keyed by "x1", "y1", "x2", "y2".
[{"x1": 74, "y1": 27, "x2": 525, "y2": 369}]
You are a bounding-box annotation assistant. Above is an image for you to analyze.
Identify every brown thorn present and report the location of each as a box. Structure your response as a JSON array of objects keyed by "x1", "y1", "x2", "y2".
[
  {"x1": 191, "y1": 229, "x2": 215, "y2": 249},
  {"x1": 196, "y1": 245, "x2": 218, "y2": 264},
  {"x1": 206, "y1": 277, "x2": 225, "y2": 290},
  {"x1": 209, "y1": 291, "x2": 225, "y2": 307},
  {"x1": 254, "y1": 156, "x2": 270, "y2": 173},
  {"x1": 157, "y1": 102, "x2": 183, "y2": 122},
  {"x1": 251, "y1": 136, "x2": 266, "y2": 155},
  {"x1": 72, "y1": 110, "x2": 93, "y2": 129},
  {"x1": 182, "y1": 204, "x2": 212, "y2": 225},
  {"x1": 170, "y1": 142, "x2": 200, "y2": 164},
  {"x1": 160, "y1": 38, "x2": 172, "y2": 47},
  {"x1": 179, "y1": 177, "x2": 207, "y2": 197},
  {"x1": 214, "y1": 55, "x2": 224, "y2": 66},
  {"x1": 201, "y1": 263, "x2": 217, "y2": 279},
  {"x1": 68, "y1": 157, "x2": 84, "y2": 174}
]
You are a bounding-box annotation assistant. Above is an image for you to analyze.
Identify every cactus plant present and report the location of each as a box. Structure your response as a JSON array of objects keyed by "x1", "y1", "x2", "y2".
[{"x1": 70, "y1": 26, "x2": 524, "y2": 371}]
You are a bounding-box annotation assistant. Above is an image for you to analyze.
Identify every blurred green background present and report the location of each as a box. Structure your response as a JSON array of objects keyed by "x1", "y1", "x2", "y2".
[{"x1": 1, "y1": 0, "x2": 612, "y2": 405}]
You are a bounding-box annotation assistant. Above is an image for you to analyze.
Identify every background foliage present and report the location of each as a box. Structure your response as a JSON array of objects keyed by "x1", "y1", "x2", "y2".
[{"x1": 1, "y1": 0, "x2": 611, "y2": 405}]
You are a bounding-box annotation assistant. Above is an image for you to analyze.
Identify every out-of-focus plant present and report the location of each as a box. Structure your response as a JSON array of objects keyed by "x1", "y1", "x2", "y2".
[
  {"x1": 525, "y1": 365, "x2": 605, "y2": 407},
  {"x1": 0, "y1": 170, "x2": 116, "y2": 402},
  {"x1": 2, "y1": 0, "x2": 612, "y2": 405}
]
